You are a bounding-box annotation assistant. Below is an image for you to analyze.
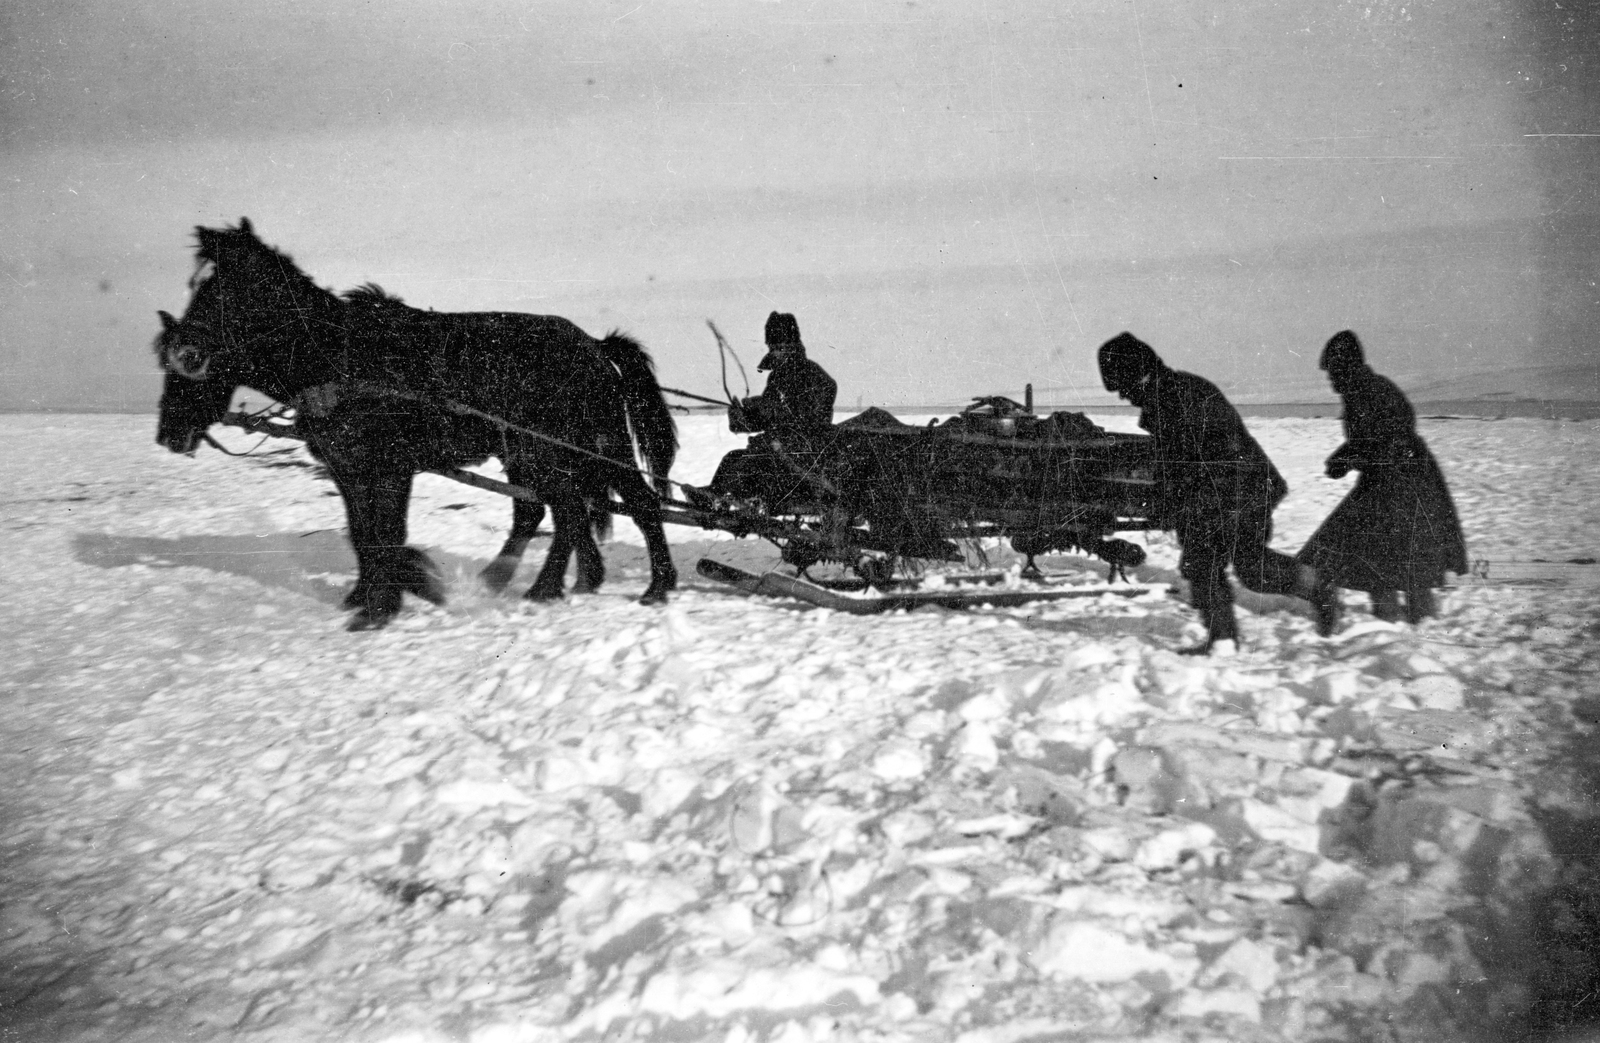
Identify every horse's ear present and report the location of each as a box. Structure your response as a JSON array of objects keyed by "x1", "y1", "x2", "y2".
[
  {"x1": 239, "y1": 217, "x2": 253, "y2": 235},
  {"x1": 158, "y1": 310, "x2": 177, "y2": 331}
]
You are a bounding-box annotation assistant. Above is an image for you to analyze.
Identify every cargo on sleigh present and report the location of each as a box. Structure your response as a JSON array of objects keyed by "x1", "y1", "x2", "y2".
[{"x1": 682, "y1": 393, "x2": 1161, "y2": 606}]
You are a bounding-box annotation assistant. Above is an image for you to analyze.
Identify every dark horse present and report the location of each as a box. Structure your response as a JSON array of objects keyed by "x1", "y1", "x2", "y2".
[
  {"x1": 155, "y1": 218, "x2": 679, "y2": 629},
  {"x1": 155, "y1": 309, "x2": 570, "y2": 596}
]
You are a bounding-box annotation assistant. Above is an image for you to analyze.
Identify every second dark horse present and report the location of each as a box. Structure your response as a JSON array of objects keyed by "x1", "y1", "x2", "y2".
[{"x1": 154, "y1": 218, "x2": 679, "y2": 629}]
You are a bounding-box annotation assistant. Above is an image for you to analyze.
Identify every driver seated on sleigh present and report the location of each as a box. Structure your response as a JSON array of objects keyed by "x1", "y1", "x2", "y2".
[{"x1": 687, "y1": 312, "x2": 838, "y2": 511}]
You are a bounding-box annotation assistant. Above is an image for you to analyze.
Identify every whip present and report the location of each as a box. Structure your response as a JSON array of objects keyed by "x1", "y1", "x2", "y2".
[{"x1": 706, "y1": 319, "x2": 749, "y2": 404}]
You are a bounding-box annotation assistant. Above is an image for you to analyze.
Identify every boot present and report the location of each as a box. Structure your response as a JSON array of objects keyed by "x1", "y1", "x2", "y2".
[
  {"x1": 1297, "y1": 565, "x2": 1341, "y2": 637},
  {"x1": 1179, "y1": 636, "x2": 1237, "y2": 658},
  {"x1": 1403, "y1": 588, "x2": 1436, "y2": 624},
  {"x1": 680, "y1": 484, "x2": 717, "y2": 510},
  {"x1": 1371, "y1": 590, "x2": 1401, "y2": 622},
  {"x1": 1180, "y1": 599, "x2": 1238, "y2": 656}
]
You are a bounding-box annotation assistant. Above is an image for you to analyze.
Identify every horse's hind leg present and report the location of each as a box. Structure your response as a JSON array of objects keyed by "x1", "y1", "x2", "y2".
[
  {"x1": 398, "y1": 546, "x2": 445, "y2": 605},
  {"x1": 482, "y1": 493, "x2": 546, "y2": 593},
  {"x1": 614, "y1": 474, "x2": 677, "y2": 605},
  {"x1": 570, "y1": 513, "x2": 606, "y2": 594},
  {"x1": 570, "y1": 482, "x2": 609, "y2": 595}
]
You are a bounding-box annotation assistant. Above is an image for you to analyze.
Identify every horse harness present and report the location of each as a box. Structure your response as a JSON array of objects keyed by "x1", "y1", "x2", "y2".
[{"x1": 287, "y1": 379, "x2": 677, "y2": 491}]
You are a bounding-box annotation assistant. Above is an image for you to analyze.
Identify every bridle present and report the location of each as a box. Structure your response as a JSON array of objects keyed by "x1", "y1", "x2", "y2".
[
  {"x1": 162, "y1": 265, "x2": 229, "y2": 381},
  {"x1": 163, "y1": 329, "x2": 214, "y2": 381}
]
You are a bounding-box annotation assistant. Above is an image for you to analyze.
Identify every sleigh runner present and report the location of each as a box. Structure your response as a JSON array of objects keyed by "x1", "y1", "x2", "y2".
[{"x1": 694, "y1": 559, "x2": 1158, "y2": 614}]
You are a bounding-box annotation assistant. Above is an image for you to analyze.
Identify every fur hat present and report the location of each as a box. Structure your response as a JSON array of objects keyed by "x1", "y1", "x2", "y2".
[
  {"x1": 1320, "y1": 330, "x2": 1365, "y2": 373},
  {"x1": 764, "y1": 311, "x2": 803, "y2": 347},
  {"x1": 1097, "y1": 332, "x2": 1163, "y2": 394}
]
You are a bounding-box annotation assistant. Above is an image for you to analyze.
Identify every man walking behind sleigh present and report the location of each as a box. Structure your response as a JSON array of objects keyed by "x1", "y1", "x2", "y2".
[
  {"x1": 1297, "y1": 330, "x2": 1467, "y2": 624},
  {"x1": 1098, "y1": 332, "x2": 1340, "y2": 656}
]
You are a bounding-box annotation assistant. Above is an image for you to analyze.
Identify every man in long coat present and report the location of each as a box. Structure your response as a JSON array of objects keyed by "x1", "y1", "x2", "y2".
[
  {"x1": 1298, "y1": 330, "x2": 1467, "y2": 623},
  {"x1": 1098, "y1": 332, "x2": 1339, "y2": 654},
  {"x1": 705, "y1": 311, "x2": 838, "y2": 503}
]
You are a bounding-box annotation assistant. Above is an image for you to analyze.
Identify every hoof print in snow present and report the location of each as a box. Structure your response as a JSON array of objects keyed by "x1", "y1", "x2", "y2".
[{"x1": 368, "y1": 875, "x2": 460, "y2": 911}]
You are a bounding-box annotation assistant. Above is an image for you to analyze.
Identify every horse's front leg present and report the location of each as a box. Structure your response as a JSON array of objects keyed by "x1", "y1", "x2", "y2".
[
  {"x1": 326, "y1": 469, "x2": 377, "y2": 611},
  {"x1": 525, "y1": 494, "x2": 586, "y2": 602},
  {"x1": 481, "y1": 480, "x2": 546, "y2": 593},
  {"x1": 344, "y1": 470, "x2": 442, "y2": 630}
]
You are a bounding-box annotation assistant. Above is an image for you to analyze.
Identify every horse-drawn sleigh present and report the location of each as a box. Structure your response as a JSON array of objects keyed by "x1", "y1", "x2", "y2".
[{"x1": 154, "y1": 219, "x2": 1160, "y2": 628}]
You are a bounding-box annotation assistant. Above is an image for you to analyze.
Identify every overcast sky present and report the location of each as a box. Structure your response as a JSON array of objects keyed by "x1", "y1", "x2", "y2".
[{"x1": 3, "y1": 0, "x2": 1597, "y2": 410}]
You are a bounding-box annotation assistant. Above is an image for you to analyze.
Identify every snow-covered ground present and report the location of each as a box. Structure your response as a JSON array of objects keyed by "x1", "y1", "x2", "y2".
[{"x1": 3, "y1": 411, "x2": 1600, "y2": 1043}]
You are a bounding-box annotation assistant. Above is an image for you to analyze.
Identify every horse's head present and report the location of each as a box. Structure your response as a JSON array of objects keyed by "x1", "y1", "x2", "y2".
[
  {"x1": 154, "y1": 309, "x2": 235, "y2": 454},
  {"x1": 153, "y1": 218, "x2": 345, "y2": 452},
  {"x1": 154, "y1": 218, "x2": 272, "y2": 389},
  {"x1": 165, "y1": 218, "x2": 345, "y2": 394}
]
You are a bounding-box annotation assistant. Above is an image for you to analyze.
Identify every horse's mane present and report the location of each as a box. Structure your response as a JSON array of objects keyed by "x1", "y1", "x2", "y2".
[
  {"x1": 192, "y1": 218, "x2": 334, "y2": 302},
  {"x1": 343, "y1": 283, "x2": 407, "y2": 307}
]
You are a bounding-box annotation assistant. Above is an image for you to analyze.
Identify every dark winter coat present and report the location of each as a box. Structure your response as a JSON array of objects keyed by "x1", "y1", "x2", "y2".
[
  {"x1": 1298, "y1": 366, "x2": 1467, "y2": 592},
  {"x1": 1137, "y1": 366, "x2": 1288, "y2": 526},
  {"x1": 735, "y1": 354, "x2": 838, "y2": 436}
]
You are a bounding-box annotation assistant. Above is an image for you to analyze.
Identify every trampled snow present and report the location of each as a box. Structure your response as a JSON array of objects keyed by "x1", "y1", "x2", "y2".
[{"x1": 2, "y1": 411, "x2": 1598, "y2": 1042}]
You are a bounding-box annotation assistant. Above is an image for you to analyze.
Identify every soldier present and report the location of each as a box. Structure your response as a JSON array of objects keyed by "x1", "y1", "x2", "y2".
[
  {"x1": 700, "y1": 312, "x2": 839, "y2": 504},
  {"x1": 1298, "y1": 330, "x2": 1467, "y2": 623},
  {"x1": 1098, "y1": 332, "x2": 1339, "y2": 655}
]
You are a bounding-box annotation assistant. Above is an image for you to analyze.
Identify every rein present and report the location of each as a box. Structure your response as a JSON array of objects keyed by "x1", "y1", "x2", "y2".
[
  {"x1": 306, "y1": 381, "x2": 689, "y2": 492},
  {"x1": 197, "y1": 403, "x2": 290, "y2": 456},
  {"x1": 200, "y1": 432, "x2": 270, "y2": 457}
]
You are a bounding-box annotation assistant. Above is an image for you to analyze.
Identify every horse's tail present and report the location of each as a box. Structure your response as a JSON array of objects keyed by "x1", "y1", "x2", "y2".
[{"x1": 597, "y1": 332, "x2": 678, "y2": 496}]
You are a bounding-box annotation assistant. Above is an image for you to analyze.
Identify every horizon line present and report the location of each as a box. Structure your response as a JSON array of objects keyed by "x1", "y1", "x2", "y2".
[{"x1": 8, "y1": 396, "x2": 1599, "y2": 417}]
